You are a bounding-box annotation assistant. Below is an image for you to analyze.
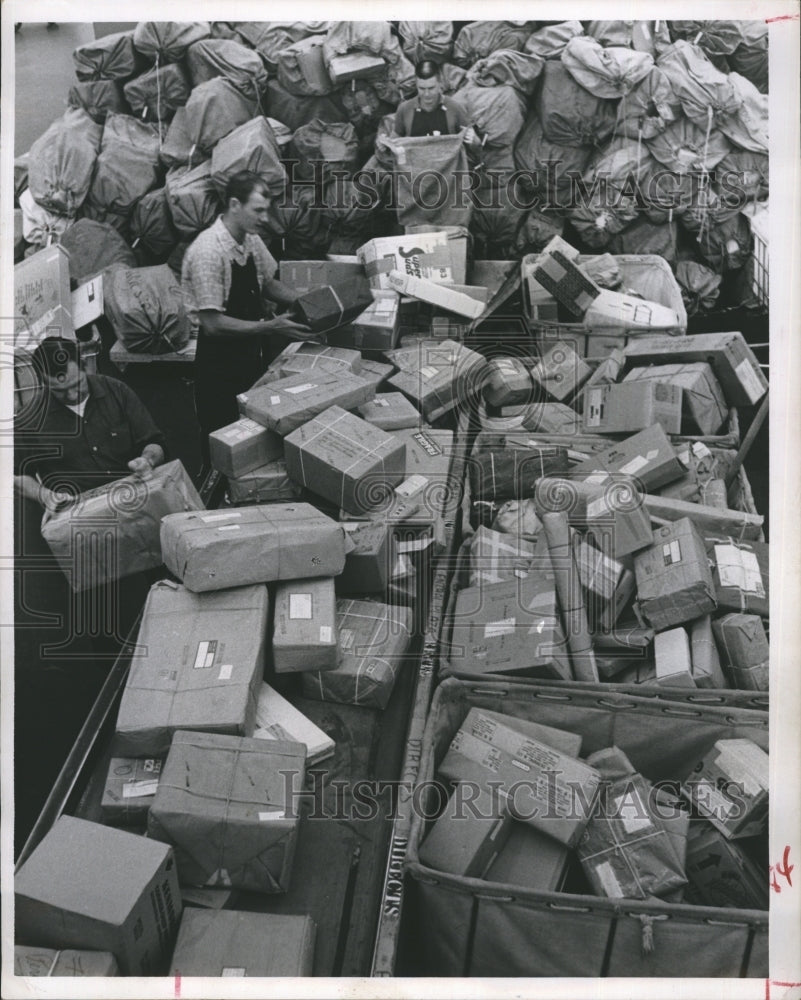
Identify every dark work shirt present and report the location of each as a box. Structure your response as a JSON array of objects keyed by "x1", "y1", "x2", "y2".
[
  {"x1": 410, "y1": 104, "x2": 450, "y2": 137},
  {"x1": 14, "y1": 374, "x2": 166, "y2": 495}
]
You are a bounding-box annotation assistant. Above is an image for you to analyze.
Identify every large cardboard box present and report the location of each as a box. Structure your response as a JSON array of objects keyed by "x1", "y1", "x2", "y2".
[
  {"x1": 148, "y1": 730, "x2": 306, "y2": 893},
  {"x1": 418, "y1": 786, "x2": 512, "y2": 878},
  {"x1": 624, "y1": 363, "x2": 728, "y2": 436},
  {"x1": 237, "y1": 370, "x2": 375, "y2": 436},
  {"x1": 41, "y1": 460, "x2": 203, "y2": 592},
  {"x1": 14, "y1": 243, "x2": 74, "y2": 349},
  {"x1": 622, "y1": 331, "x2": 768, "y2": 407},
  {"x1": 295, "y1": 280, "x2": 374, "y2": 332},
  {"x1": 115, "y1": 581, "x2": 268, "y2": 756},
  {"x1": 582, "y1": 381, "x2": 683, "y2": 435},
  {"x1": 634, "y1": 518, "x2": 717, "y2": 630},
  {"x1": 160, "y1": 503, "x2": 346, "y2": 592},
  {"x1": 15, "y1": 816, "x2": 181, "y2": 975},
  {"x1": 684, "y1": 823, "x2": 768, "y2": 910},
  {"x1": 681, "y1": 738, "x2": 768, "y2": 840},
  {"x1": 352, "y1": 292, "x2": 401, "y2": 350},
  {"x1": 484, "y1": 823, "x2": 570, "y2": 892},
  {"x1": 712, "y1": 613, "x2": 769, "y2": 690},
  {"x1": 227, "y1": 458, "x2": 303, "y2": 504},
  {"x1": 284, "y1": 406, "x2": 407, "y2": 515},
  {"x1": 572, "y1": 424, "x2": 685, "y2": 492},
  {"x1": 357, "y1": 231, "x2": 453, "y2": 290},
  {"x1": 327, "y1": 51, "x2": 387, "y2": 83},
  {"x1": 169, "y1": 909, "x2": 316, "y2": 977},
  {"x1": 387, "y1": 338, "x2": 487, "y2": 421},
  {"x1": 654, "y1": 626, "x2": 695, "y2": 687},
  {"x1": 386, "y1": 270, "x2": 485, "y2": 319},
  {"x1": 405, "y1": 224, "x2": 470, "y2": 285},
  {"x1": 338, "y1": 520, "x2": 391, "y2": 594},
  {"x1": 273, "y1": 342, "x2": 363, "y2": 377},
  {"x1": 279, "y1": 259, "x2": 365, "y2": 295},
  {"x1": 14, "y1": 946, "x2": 119, "y2": 977},
  {"x1": 705, "y1": 536, "x2": 769, "y2": 618},
  {"x1": 252, "y1": 682, "x2": 335, "y2": 765},
  {"x1": 358, "y1": 392, "x2": 421, "y2": 431},
  {"x1": 531, "y1": 341, "x2": 592, "y2": 402},
  {"x1": 273, "y1": 577, "x2": 338, "y2": 673},
  {"x1": 101, "y1": 756, "x2": 163, "y2": 825},
  {"x1": 208, "y1": 417, "x2": 284, "y2": 479},
  {"x1": 689, "y1": 615, "x2": 728, "y2": 689},
  {"x1": 302, "y1": 599, "x2": 413, "y2": 709}
]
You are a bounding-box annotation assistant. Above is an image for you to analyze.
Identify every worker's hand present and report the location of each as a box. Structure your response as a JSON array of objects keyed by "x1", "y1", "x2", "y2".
[
  {"x1": 127, "y1": 456, "x2": 154, "y2": 477},
  {"x1": 463, "y1": 126, "x2": 480, "y2": 146},
  {"x1": 271, "y1": 314, "x2": 323, "y2": 342}
]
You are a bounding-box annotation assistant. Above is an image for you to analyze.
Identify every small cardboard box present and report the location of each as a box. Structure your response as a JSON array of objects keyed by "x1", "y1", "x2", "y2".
[
  {"x1": 352, "y1": 292, "x2": 401, "y2": 350},
  {"x1": 528, "y1": 238, "x2": 599, "y2": 317},
  {"x1": 273, "y1": 577, "x2": 338, "y2": 673},
  {"x1": 484, "y1": 823, "x2": 570, "y2": 892},
  {"x1": 712, "y1": 613, "x2": 769, "y2": 691},
  {"x1": 483, "y1": 357, "x2": 534, "y2": 408},
  {"x1": 160, "y1": 503, "x2": 346, "y2": 593},
  {"x1": 14, "y1": 946, "x2": 119, "y2": 977},
  {"x1": 584, "y1": 482, "x2": 654, "y2": 558},
  {"x1": 469, "y1": 445, "x2": 569, "y2": 503},
  {"x1": 115, "y1": 581, "x2": 268, "y2": 756},
  {"x1": 582, "y1": 381, "x2": 683, "y2": 436},
  {"x1": 468, "y1": 526, "x2": 539, "y2": 588},
  {"x1": 572, "y1": 424, "x2": 685, "y2": 492},
  {"x1": 237, "y1": 370, "x2": 375, "y2": 436},
  {"x1": 531, "y1": 341, "x2": 592, "y2": 402},
  {"x1": 279, "y1": 259, "x2": 366, "y2": 295},
  {"x1": 689, "y1": 615, "x2": 728, "y2": 689},
  {"x1": 405, "y1": 224, "x2": 470, "y2": 285},
  {"x1": 338, "y1": 520, "x2": 391, "y2": 594},
  {"x1": 295, "y1": 279, "x2": 374, "y2": 332},
  {"x1": 705, "y1": 537, "x2": 769, "y2": 618},
  {"x1": 654, "y1": 626, "x2": 695, "y2": 688},
  {"x1": 41, "y1": 460, "x2": 203, "y2": 592},
  {"x1": 15, "y1": 816, "x2": 181, "y2": 975},
  {"x1": 302, "y1": 599, "x2": 413, "y2": 709},
  {"x1": 358, "y1": 392, "x2": 422, "y2": 430},
  {"x1": 169, "y1": 909, "x2": 316, "y2": 977},
  {"x1": 209, "y1": 417, "x2": 284, "y2": 479},
  {"x1": 14, "y1": 243, "x2": 74, "y2": 349},
  {"x1": 624, "y1": 363, "x2": 727, "y2": 436},
  {"x1": 327, "y1": 51, "x2": 387, "y2": 84},
  {"x1": 622, "y1": 331, "x2": 768, "y2": 407},
  {"x1": 684, "y1": 823, "x2": 768, "y2": 910},
  {"x1": 147, "y1": 730, "x2": 306, "y2": 892},
  {"x1": 101, "y1": 756, "x2": 163, "y2": 826},
  {"x1": 573, "y1": 536, "x2": 632, "y2": 629},
  {"x1": 418, "y1": 785, "x2": 512, "y2": 878},
  {"x1": 228, "y1": 458, "x2": 303, "y2": 504},
  {"x1": 634, "y1": 518, "x2": 717, "y2": 630},
  {"x1": 681, "y1": 738, "x2": 769, "y2": 840},
  {"x1": 358, "y1": 231, "x2": 453, "y2": 290},
  {"x1": 252, "y1": 682, "x2": 335, "y2": 765},
  {"x1": 284, "y1": 406, "x2": 407, "y2": 515},
  {"x1": 386, "y1": 270, "x2": 485, "y2": 319},
  {"x1": 387, "y1": 338, "x2": 487, "y2": 421}
]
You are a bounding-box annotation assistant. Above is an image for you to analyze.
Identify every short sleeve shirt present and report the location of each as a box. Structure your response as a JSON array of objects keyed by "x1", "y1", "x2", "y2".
[{"x1": 181, "y1": 216, "x2": 278, "y2": 331}]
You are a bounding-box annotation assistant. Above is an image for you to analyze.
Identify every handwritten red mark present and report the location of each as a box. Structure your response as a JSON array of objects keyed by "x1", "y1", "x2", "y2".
[
  {"x1": 766, "y1": 13, "x2": 800, "y2": 22},
  {"x1": 766, "y1": 982, "x2": 801, "y2": 1000},
  {"x1": 769, "y1": 845, "x2": 794, "y2": 894},
  {"x1": 174, "y1": 974, "x2": 181, "y2": 998}
]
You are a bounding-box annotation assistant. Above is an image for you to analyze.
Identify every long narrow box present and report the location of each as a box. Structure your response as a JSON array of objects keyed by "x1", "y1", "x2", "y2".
[
  {"x1": 237, "y1": 370, "x2": 375, "y2": 436},
  {"x1": 386, "y1": 270, "x2": 485, "y2": 319},
  {"x1": 327, "y1": 52, "x2": 387, "y2": 84},
  {"x1": 689, "y1": 615, "x2": 728, "y2": 688},
  {"x1": 582, "y1": 381, "x2": 683, "y2": 435},
  {"x1": 160, "y1": 503, "x2": 347, "y2": 592},
  {"x1": 357, "y1": 231, "x2": 453, "y2": 290},
  {"x1": 14, "y1": 946, "x2": 119, "y2": 977},
  {"x1": 15, "y1": 816, "x2": 181, "y2": 976},
  {"x1": 654, "y1": 626, "x2": 695, "y2": 687},
  {"x1": 115, "y1": 581, "x2": 268, "y2": 756},
  {"x1": 272, "y1": 577, "x2": 338, "y2": 673},
  {"x1": 209, "y1": 417, "x2": 284, "y2": 479}
]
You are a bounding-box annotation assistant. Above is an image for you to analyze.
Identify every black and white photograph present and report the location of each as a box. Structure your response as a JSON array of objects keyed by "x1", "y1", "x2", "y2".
[{"x1": 1, "y1": 3, "x2": 798, "y2": 996}]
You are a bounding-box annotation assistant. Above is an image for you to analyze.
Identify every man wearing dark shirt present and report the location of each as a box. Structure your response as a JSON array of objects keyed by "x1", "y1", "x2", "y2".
[{"x1": 394, "y1": 60, "x2": 478, "y2": 142}]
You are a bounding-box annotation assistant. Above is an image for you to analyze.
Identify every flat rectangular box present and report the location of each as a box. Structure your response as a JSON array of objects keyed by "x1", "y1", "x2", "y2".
[
  {"x1": 654, "y1": 626, "x2": 695, "y2": 688},
  {"x1": 327, "y1": 51, "x2": 387, "y2": 84},
  {"x1": 712, "y1": 613, "x2": 769, "y2": 691},
  {"x1": 274, "y1": 342, "x2": 363, "y2": 377},
  {"x1": 510, "y1": 401, "x2": 580, "y2": 435},
  {"x1": 358, "y1": 392, "x2": 422, "y2": 430},
  {"x1": 352, "y1": 292, "x2": 401, "y2": 350},
  {"x1": 101, "y1": 756, "x2": 163, "y2": 825},
  {"x1": 386, "y1": 270, "x2": 485, "y2": 319},
  {"x1": 41, "y1": 460, "x2": 203, "y2": 592},
  {"x1": 273, "y1": 577, "x2": 338, "y2": 673},
  {"x1": 622, "y1": 331, "x2": 768, "y2": 407},
  {"x1": 115, "y1": 581, "x2": 268, "y2": 756},
  {"x1": 582, "y1": 381, "x2": 683, "y2": 435},
  {"x1": 15, "y1": 816, "x2": 181, "y2": 976},
  {"x1": 572, "y1": 424, "x2": 685, "y2": 492},
  {"x1": 705, "y1": 536, "x2": 769, "y2": 618},
  {"x1": 169, "y1": 909, "x2": 316, "y2": 977},
  {"x1": 582, "y1": 287, "x2": 682, "y2": 331},
  {"x1": 689, "y1": 615, "x2": 728, "y2": 689},
  {"x1": 684, "y1": 823, "x2": 768, "y2": 910},
  {"x1": 634, "y1": 518, "x2": 717, "y2": 630},
  {"x1": 160, "y1": 503, "x2": 346, "y2": 592},
  {"x1": 680, "y1": 738, "x2": 768, "y2": 840},
  {"x1": 295, "y1": 280, "x2": 374, "y2": 332},
  {"x1": 418, "y1": 786, "x2": 512, "y2": 878},
  {"x1": 484, "y1": 823, "x2": 570, "y2": 892},
  {"x1": 387, "y1": 339, "x2": 488, "y2": 421},
  {"x1": 209, "y1": 417, "x2": 283, "y2": 479},
  {"x1": 148, "y1": 730, "x2": 305, "y2": 893},
  {"x1": 624, "y1": 363, "x2": 727, "y2": 436},
  {"x1": 227, "y1": 458, "x2": 303, "y2": 504},
  {"x1": 279, "y1": 260, "x2": 366, "y2": 296},
  {"x1": 237, "y1": 370, "x2": 375, "y2": 436},
  {"x1": 252, "y1": 682, "x2": 335, "y2": 765},
  {"x1": 338, "y1": 520, "x2": 391, "y2": 593},
  {"x1": 358, "y1": 231, "x2": 453, "y2": 291},
  {"x1": 284, "y1": 406, "x2": 407, "y2": 515},
  {"x1": 14, "y1": 946, "x2": 119, "y2": 977},
  {"x1": 531, "y1": 341, "x2": 592, "y2": 402},
  {"x1": 14, "y1": 243, "x2": 74, "y2": 349},
  {"x1": 302, "y1": 599, "x2": 413, "y2": 709}
]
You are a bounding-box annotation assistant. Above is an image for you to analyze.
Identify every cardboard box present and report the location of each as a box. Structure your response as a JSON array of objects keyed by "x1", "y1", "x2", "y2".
[
  {"x1": 295, "y1": 279, "x2": 374, "y2": 332},
  {"x1": 483, "y1": 357, "x2": 534, "y2": 408},
  {"x1": 506, "y1": 401, "x2": 580, "y2": 435},
  {"x1": 161, "y1": 503, "x2": 346, "y2": 592},
  {"x1": 15, "y1": 816, "x2": 181, "y2": 975},
  {"x1": 14, "y1": 243, "x2": 74, "y2": 349},
  {"x1": 252, "y1": 682, "x2": 335, "y2": 765},
  {"x1": 279, "y1": 259, "x2": 366, "y2": 296},
  {"x1": 274, "y1": 341, "x2": 363, "y2": 376},
  {"x1": 284, "y1": 406, "x2": 407, "y2": 515},
  {"x1": 484, "y1": 823, "x2": 570, "y2": 892},
  {"x1": 358, "y1": 231, "x2": 453, "y2": 291},
  {"x1": 301, "y1": 599, "x2": 413, "y2": 709},
  {"x1": 72, "y1": 273, "x2": 104, "y2": 330},
  {"x1": 624, "y1": 363, "x2": 728, "y2": 436},
  {"x1": 358, "y1": 392, "x2": 421, "y2": 431},
  {"x1": 634, "y1": 518, "x2": 717, "y2": 630},
  {"x1": 446, "y1": 573, "x2": 571, "y2": 681},
  {"x1": 405, "y1": 224, "x2": 470, "y2": 285},
  {"x1": 705, "y1": 536, "x2": 769, "y2": 618},
  {"x1": 180, "y1": 887, "x2": 235, "y2": 910},
  {"x1": 273, "y1": 577, "x2": 338, "y2": 673},
  {"x1": 684, "y1": 823, "x2": 769, "y2": 910},
  {"x1": 148, "y1": 730, "x2": 305, "y2": 892},
  {"x1": 573, "y1": 537, "x2": 633, "y2": 629},
  {"x1": 712, "y1": 613, "x2": 769, "y2": 691},
  {"x1": 689, "y1": 615, "x2": 728, "y2": 689},
  {"x1": 528, "y1": 238, "x2": 599, "y2": 317},
  {"x1": 227, "y1": 458, "x2": 304, "y2": 504},
  {"x1": 654, "y1": 626, "x2": 695, "y2": 688},
  {"x1": 584, "y1": 482, "x2": 654, "y2": 559},
  {"x1": 531, "y1": 341, "x2": 592, "y2": 402},
  {"x1": 209, "y1": 417, "x2": 283, "y2": 479},
  {"x1": 572, "y1": 424, "x2": 685, "y2": 492},
  {"x1": 237, "y1": 370, "x2": 375, "y2": 437},
  {"x1": 115, "y1": 581, "x2": 268, "y2": 756},
  {"x1": 14, "y1": 946, "x2": 119, "y2": 977},
  {"x1": 469, "y1": 445, "x2": 569, "y2": 504},
  {"x1": 352, "y1": 292, "x2": 401, "y2": 350},
  {"x1": 622, "y1": 331, "x2": 768, "y2": 407},
  {"x1": 582, "y1": 288, "x2": 682, "y2": 331},
  {"x1": 357, "y1": 357, "x2": 395, "y2": 391},
  {"x1": 169, "y1": 909, "x2": 316, "y2": 977},
  {"x1": 41, "y1": 460, "x2": 203, "y2": 592},
  {"x1": 386, "y1": 270, "x2": 485, "y2": 319},
  {"x1": 681, "y1": 738, "x2": 769, "y2": 840},
  {"x1": 468, "y1": 526, "x2": 539, "y2": 587},
  {"x1": 418, "y1": 785, "x2": 512, "y2": 878},
  {"x1": 327, "y1": 51, "x2": 387, "y2": 84},
  {"x1": 101, "y1": 756, "x2": 163, "y2": 826},
  {"x1": 387, "y1": 338, "x2": 487, "y2": 422},
  {"x1": 280, "y1": 33, "x2": 332, "y2": 95},
  {"x1": 582, "y1": 381, "x2": 683, "y2": 436},
  {"x1": 338, "y1": 520, "x2": 391, "y2": 593}
]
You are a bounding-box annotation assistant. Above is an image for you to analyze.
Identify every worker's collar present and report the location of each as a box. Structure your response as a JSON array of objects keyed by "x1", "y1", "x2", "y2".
[
  {"x1": 416, "y1": 104, "x2": 446, "y2": 112},
  {"x1": 216, "y1": 215, "x2": 250, "y2": 251}
]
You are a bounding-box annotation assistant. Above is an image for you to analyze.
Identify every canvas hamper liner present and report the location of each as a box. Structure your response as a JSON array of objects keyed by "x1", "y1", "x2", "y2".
[{"x1": 404, "y1": 677, "x2": 767, "y2": 978}]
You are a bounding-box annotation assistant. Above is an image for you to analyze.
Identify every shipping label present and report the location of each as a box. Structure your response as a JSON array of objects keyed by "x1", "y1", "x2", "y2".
[
  {"x1": 289, "y1": 593, "x2": 313, "y2": 619},
  {"x1": 193, "y1": 640, "x2": 217, "y2": 670}
]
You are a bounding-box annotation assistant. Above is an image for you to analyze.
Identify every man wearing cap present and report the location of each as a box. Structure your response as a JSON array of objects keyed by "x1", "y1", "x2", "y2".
[{"x1": 394, "y1": 60, "x2": 478, "y2": 143}]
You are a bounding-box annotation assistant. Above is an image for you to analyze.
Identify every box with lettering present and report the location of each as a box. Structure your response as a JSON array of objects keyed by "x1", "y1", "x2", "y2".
[{"x1": 272, "y1": 577, "x2": 338, "y2": 673}]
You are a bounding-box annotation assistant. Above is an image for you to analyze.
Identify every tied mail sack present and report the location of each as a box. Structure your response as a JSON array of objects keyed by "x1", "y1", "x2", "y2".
[
  {"x1": 104, "y1": 265, "x2": 191, "y2": 354},
  {"x1": 28, "y1": 108, "x2": 102, "y2": 217},
  {"x1": 73, "y1": 30, "x2": 140, "y2": 81},
  {"x1": 185, "y1": 37, "x2": 269, "y2": 101},
  {"x1": 376, "y1": 133, "x2": 472, "y2": 228}
]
